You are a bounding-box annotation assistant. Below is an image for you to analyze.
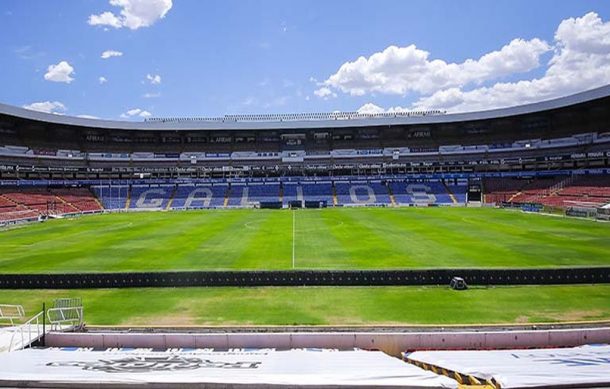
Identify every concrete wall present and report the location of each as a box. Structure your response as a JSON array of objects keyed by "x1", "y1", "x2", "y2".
[{"x1": 47, "y1": 327, "x2": 610, "y2": 357}]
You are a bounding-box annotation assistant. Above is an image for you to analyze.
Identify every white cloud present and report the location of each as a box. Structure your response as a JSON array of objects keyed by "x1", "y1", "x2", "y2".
[
  {"x1": 44, "y1": 61, "x2": 75, "y2": 83},
  {"x1": 88, "y1": 11, "x2": 122, "y2": 28},
  {"x1": 413, "y1": 12, "x2": 610, "y2": 112},
  {"x1": 99, "y1": 76, "x2": 108, "y2": 84},
  {"x1": 77, "y1": 114, "x2": 100, "y2": 119},
  {"x1": 357, "y1": 103, "x2": 411, "y2": 114},
  {"x1": 143, "y1": 92, "x2": 161, "y2": 98},
  {"x1": 88, "y1": 0, "x2": 172, "y2": 30},
  {"x1": 320, "y1": 38, "x2": 550, "y2": 97},
  {"x1": 101, "y1": 50, "x2": 123, "y2": 59},
  {"x1": 22, "y1": 101, "x2": 66, "y2": 114},
  {"x1": 146, "y1": 73, "x2": 161, "y2": 84},
  {"x1": 120, "y1": 108, "x2": 152, "y2": 118},
  {"x1": 313, "y1": 86, "x2": 336, "y2": 99}
]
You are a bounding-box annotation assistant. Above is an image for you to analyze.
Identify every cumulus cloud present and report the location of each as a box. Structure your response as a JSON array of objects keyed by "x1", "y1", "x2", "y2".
[
  {"x1": 412, "y1": 12, "x2": 610, "y2": 112},
  {"x1": 356, "y1": 103, "x2": 412, "y2": 114},
  {"x1": 88, "y1": 0, "x2": 172, "y2": 30},
  {"x1": 120, "y1": 108, "x2": 152, "y2": 118},
  {"x1": 99, "y1": 76, "x2": 108, "y2": 84},
  {"x1": 146, "y1": 73, "x2": 161, "y2": 85},
  {"x1": 322, "y1": 12, "x2": 610, "y2": 113},
  {"x1": 44, "y1": 61, "x2": 74, "y2": 83},
  {"x1": 22, "y1": 101, "x2": 66, "y2": 114},
  {"x1": 88, "y1": 11, "x2": 122, "y2": 28},
  {"x1": 319, "y1": 38, "x2": 550, "y2": 97},
  {"x1": 101, "y1": 50, "x2": 123, "y2": 59},
  {"x1": 313, "y1": 86, "x2": 336, "y2": 99}
]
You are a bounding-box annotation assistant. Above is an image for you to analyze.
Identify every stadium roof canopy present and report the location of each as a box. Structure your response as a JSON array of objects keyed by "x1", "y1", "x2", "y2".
[{"x1": 1, "y1": 84, "x2": 610, "y2": 132}]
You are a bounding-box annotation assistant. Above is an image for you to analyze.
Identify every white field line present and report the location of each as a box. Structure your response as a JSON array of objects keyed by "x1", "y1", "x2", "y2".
[{"x1": 292, "y1": 210, "x2": 296, "y2": 269}]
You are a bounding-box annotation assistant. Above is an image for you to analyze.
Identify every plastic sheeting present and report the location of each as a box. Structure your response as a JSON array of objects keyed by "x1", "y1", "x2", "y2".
[
  {"x1": 405, "y1": 344, "x2": 610, "y2": 389},
  {"x1": 0, "y1": 347, "x2": 457, "y2": 388}
]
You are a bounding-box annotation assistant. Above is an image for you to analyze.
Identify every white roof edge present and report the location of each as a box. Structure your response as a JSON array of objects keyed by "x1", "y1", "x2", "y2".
[{"x1": 1, "y1": 84, "x2": 610, "y2": 131}]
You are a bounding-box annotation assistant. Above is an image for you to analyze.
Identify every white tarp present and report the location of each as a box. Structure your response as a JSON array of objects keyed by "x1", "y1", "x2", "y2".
[
  {"x1": 0, "y1": 347, "x2": 456, "y2": 388},
  {"x1": 405, "y1": 344, "x2": 610, "y2": 389}
]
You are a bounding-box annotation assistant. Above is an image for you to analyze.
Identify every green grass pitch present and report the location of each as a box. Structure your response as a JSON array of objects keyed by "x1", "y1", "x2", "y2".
[
  {"x1": 0, "y1": 207, "x2": 609, "y2": 273},
  {"x1": 1, "y1": 285, "x2": 609, "y2": 326},
  {"x1": 1, "y1": 207, "x2": 609, "y2": 325}
]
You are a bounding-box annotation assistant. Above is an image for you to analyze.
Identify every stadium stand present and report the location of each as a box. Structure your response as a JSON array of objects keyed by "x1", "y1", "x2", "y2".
[
  {"x1": 300, "y1": 182, "x2": 334, "y2": 205},
  {"x1": 129, "y1": 185, "x2": 172, "y2": 209},
  {"x1": 244, "y1": 182, "x2": 281, "y2": 204},
  {"x1": 390, "y1": 180, "x2": 455, "y2": 205},
  {"x1": 170, "y1": 184, "x2": 227, "y2": 208},
  {"x1": 334, "y1": 181, "x2": 391, "y2": 205},
  {"x1": 483, "y1": 178, "x2": 525, "y2": 204},
  {"x1": 91, "y1": 186, "x2": 129, "y2": 210},
  {"x1": 0, "y1": 187, "x2": 101, "y2": 221}
]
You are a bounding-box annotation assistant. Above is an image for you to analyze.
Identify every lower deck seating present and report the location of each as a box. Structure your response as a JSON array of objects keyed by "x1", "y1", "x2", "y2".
[
  {"x1": 171, "y1": 184, "x2": 227, "y2": 208},
  {"x1": 129, "y1": 185, "x2": 173, "y2": 209},
  {"x1": 300, "y1": 182, "x2": 334, "y2": 204},
  {"x1": 91, "y1": 186, "x2": 129, "y2": 209},
  {"x1": 485, "y1": 175, "x2": 610, "y2": 208},
  {"x1": 0, "y1": 187, "x2": 101, "y2": 221},
  {"x1": 483, "y1": 178, "x2": 524, "y2": 204},
  {"x1": 334, "y1": 182, "x2": 391, "y2": 205},
  {"x1": 390, "y1": 181, "x2": 454, "y2": 205}
]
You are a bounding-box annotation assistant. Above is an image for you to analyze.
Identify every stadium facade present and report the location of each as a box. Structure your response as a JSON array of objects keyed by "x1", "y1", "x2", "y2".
[{"x1": 0, "y1": 85, "x2": 609, "y2": 222}]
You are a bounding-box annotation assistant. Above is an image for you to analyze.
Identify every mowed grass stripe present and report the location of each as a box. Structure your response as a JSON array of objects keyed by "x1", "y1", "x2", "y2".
[
  {"x1": 0, "y1": 285, "x2": 609, "y2": 325},
  {"x1": 294, "y1": 210, "x2": 360, "y2": 269},
  {"x1": 0, "y1": 207, "x2": 609, "y2": 273}
]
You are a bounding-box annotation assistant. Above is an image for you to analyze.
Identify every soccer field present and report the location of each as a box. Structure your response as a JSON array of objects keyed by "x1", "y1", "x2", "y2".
[
  {"x1": 0, "y1": 207, "x2": 609, "y2": 273},
  {"x1": 1, "y1": 285, "x2": 609, "y2": 325}
]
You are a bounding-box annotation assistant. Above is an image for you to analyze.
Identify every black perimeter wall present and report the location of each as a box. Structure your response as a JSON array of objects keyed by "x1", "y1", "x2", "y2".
[{"x1": 0, "y1": 268, "x2": 608, "y2": 289}]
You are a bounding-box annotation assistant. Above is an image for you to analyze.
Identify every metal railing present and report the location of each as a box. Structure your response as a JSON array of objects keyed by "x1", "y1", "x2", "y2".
[
  {"x1": 0, "y1": 304, "x2": 25, "y2": 325},
  {"x1": 6, "y1": 311, "x2": 43, "y2": 352},
  {"x1": 47, "y1": 306, "x2": 83, "y2": 330},
  {"x1": 145, "y1": 110, "x2": 446, "y2": 123}
]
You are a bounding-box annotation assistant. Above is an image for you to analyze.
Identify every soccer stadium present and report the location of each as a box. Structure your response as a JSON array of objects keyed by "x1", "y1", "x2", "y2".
[{"x1": 0, "y1": 1, "x2": 609, "y2": 388}]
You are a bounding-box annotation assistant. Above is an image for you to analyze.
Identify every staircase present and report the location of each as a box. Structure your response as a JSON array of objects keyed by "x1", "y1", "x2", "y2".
[
  {"x1": 386, "y1": 183, "x2": 397, "y2": 207},
  {"x1": 442, "y1": 182, "x2": 458, "y2": 205},
  {"x1": 166, "y1": 186, "x2": 178, "y2": 210}
]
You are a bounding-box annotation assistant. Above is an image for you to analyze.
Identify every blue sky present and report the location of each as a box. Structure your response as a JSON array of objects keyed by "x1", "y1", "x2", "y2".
[{"x1": 1, "y1": 0, "x2": 610, "y2": 120}]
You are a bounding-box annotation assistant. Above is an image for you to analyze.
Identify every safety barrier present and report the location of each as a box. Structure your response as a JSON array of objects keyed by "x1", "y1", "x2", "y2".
[
  {"x1": 0, "y1": 305, "x2": 24, "y2": 325},
  {"x1": 0, "y1": 267, "x2": 608, "y2": 289}
]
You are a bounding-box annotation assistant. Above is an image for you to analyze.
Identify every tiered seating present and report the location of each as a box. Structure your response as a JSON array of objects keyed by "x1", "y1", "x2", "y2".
[
  {"x1": 509, "y1": 177, "x2": 564, "y2": 204},
  {"x1": 301, "y1": 182, "x2": 334, "y2": 204},
  {"x1": 0, "y1": 187, "x2": 102, "y2": 222},
  {"x1": 51, "y1": 188, "x2": 102, "y2": 213},
  {"x1": 91, "y1": 186, "x2": 129, "y2": 209},
  {"x1": 282, "y1": 183, "x2": 302, "y2": 205},
  {"x1": 537, "y1": 175, "x2": 610, "y2": 208},
  {"x1": 0, "y1": 191, "x2": 39, "y2": 221},
  {"x1": 483, "y1": 178, "x2": 524, "y2": 204},
  {"x1": 226, "y1": 184, "x2": 249, "y2": 207},
  {"x1": 484, "y1": 175, "x2": 610, "y2": 208},
  {"x1": 171, "y1": 184, "x2": 227, "y2": 208},
  {"x1": 446, "y1": 184, "x2": 468, "y2": 203},
  {"x1": 390, "y1": 181, "x2": 453, "y2": 205},
  {"x1": 129, "y1": 185, "x2": 171, "y2": 209},
  {"x1": 334, "y1": 182, "x2": 391, "y2": 205},
  {"x1": 2, "y1": 189, "x2": 55, "y2": 213},
  {"x1": 246, "y1": 183, "x2": 280, "y2": 203}
]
